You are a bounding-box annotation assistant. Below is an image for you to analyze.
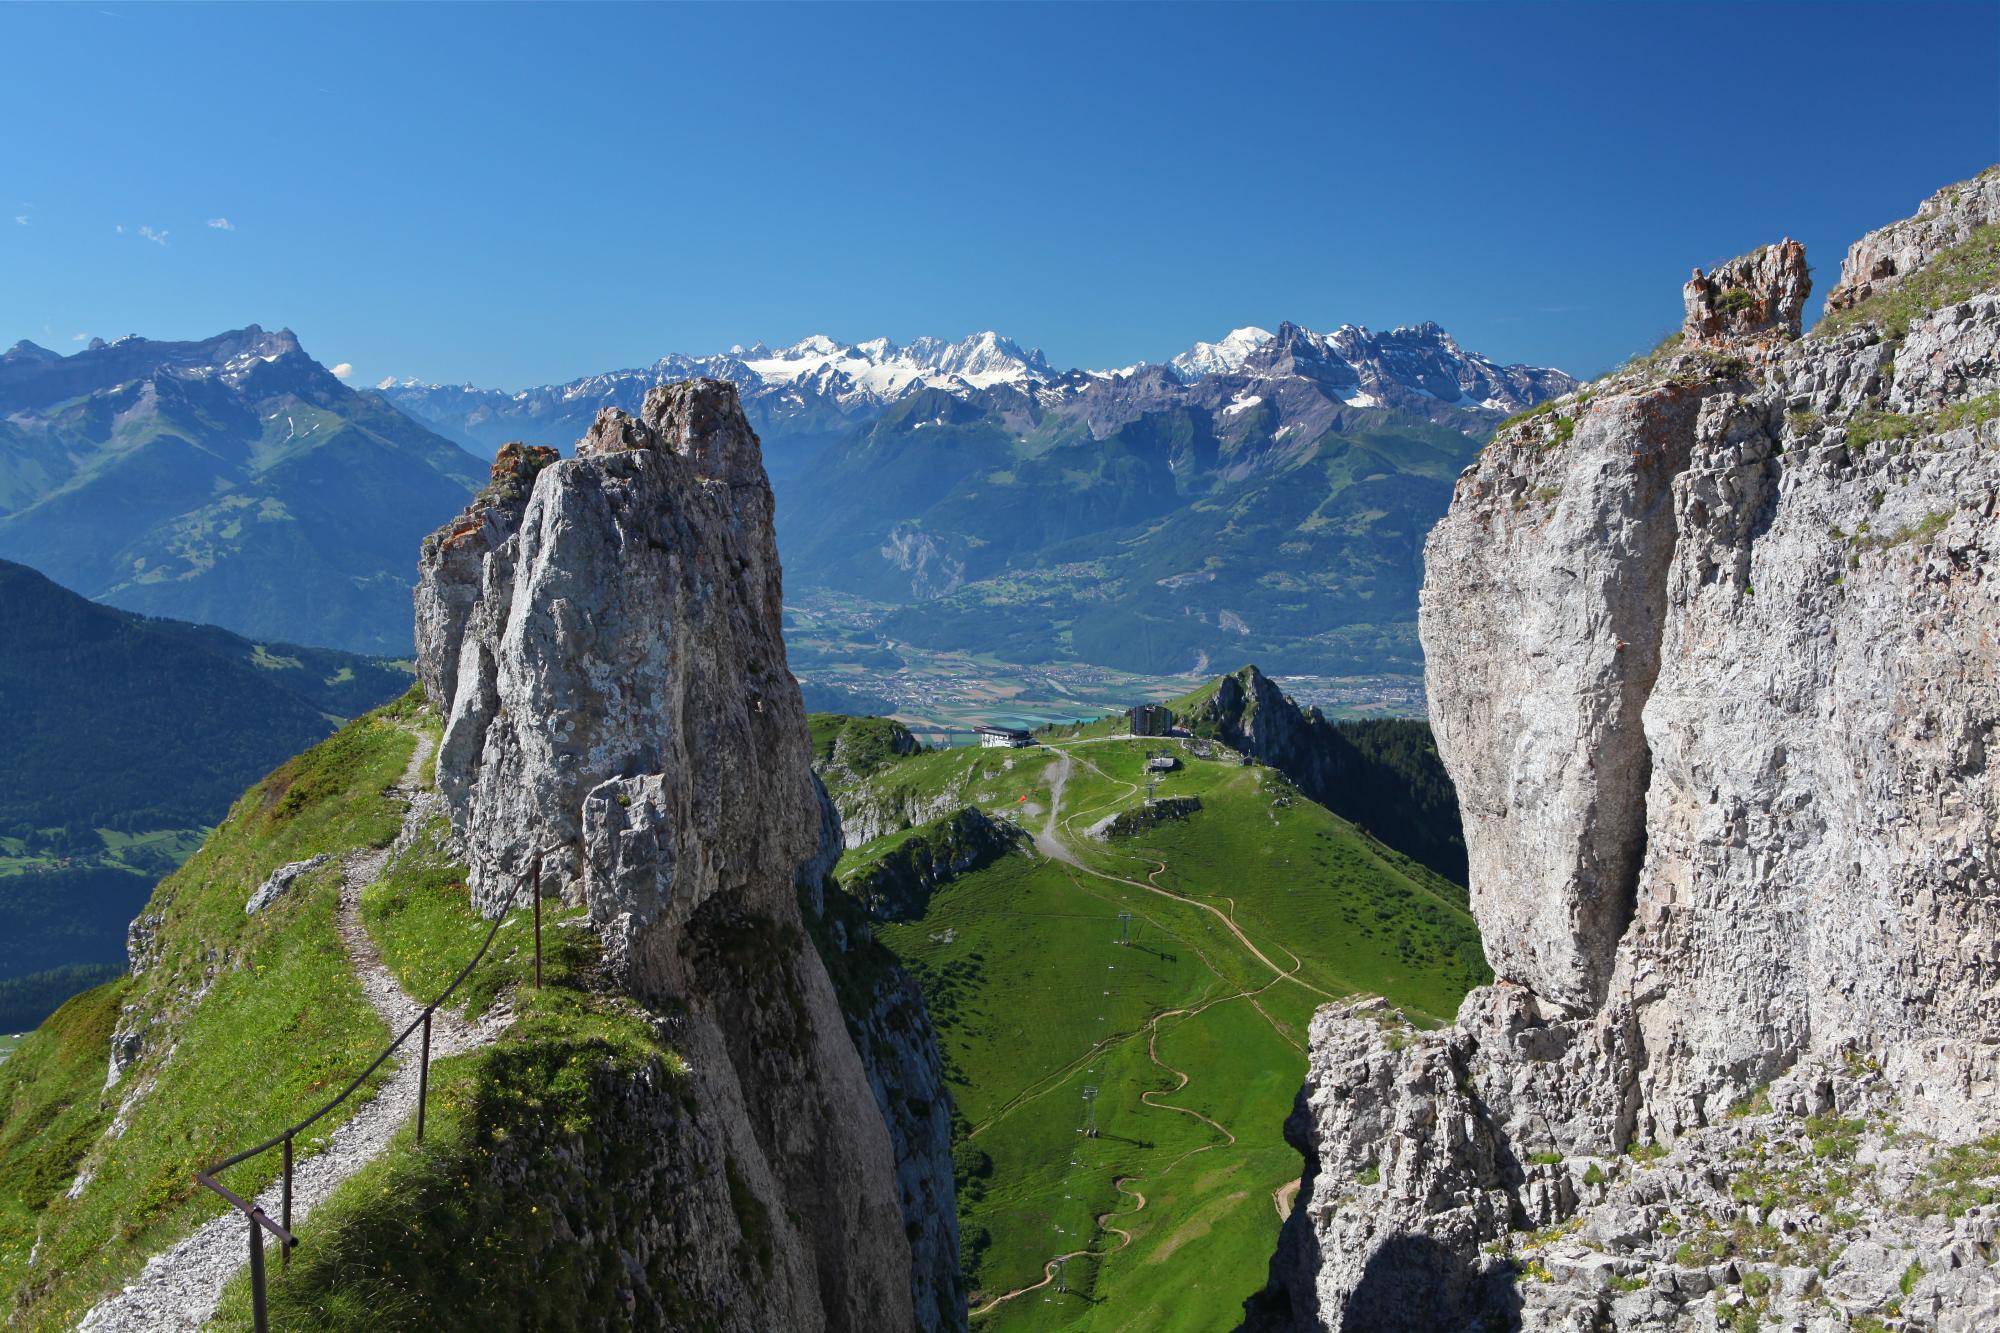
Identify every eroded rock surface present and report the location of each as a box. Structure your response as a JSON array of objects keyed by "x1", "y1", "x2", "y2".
[
  {"x1": 417, "y1": 380, "x2": 962, "y2": 1330},
  {"x1": 1253, "y1": 171, "x2": 2000, "y2": 1331},
  {"x1": 1683, "y1": 239, "x2": 1811, "y2": 343}
]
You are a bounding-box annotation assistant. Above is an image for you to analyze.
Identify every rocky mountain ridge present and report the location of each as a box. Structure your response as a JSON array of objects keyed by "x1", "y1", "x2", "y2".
[
  {"x1": 416, "y1": 381, "x2": 962, "y2": 1328},
  {"x1": 0, "y1": 325, "x2": 483, "y2": 654},
  {"x1": 763, "y1": 322, "x2": 1575, "y2": 677},
  {"x1": 380, "y1": 321, "x2": 1575, "y2": 464},
  {"x1": 1250, "y1": 167, "x2": 2000, "y2": 1331}
]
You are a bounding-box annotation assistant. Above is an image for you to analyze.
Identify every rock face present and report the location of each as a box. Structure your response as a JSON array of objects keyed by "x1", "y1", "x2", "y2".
[
  {"x1": 1252, "y1": 172, "x2": 2000, "y2": 1331},
  {"x1": 242, "y1": 854, "x2": 330, "y2": 915},
  {"x1": 417, "y1": 380, "x2": 961, "y2": 1330},
  {"x1": 1682, "y1": 239, "x2": 1811, "y2": 343},
  {"x1": 838, "y1": 805, "x2": 1026, "y2": 921},
  {"x1": 1826, "y1": 170, "x2": 2000, "y2": 314}
]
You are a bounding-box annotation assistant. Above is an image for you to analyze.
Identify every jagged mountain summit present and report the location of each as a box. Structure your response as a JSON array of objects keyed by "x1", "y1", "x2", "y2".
[
  {"x1": 1167, "y1": 325, "x2": 1275, "y2": 381},
  {"x1": 379, "y1": 330, "x2": 1058, "y2": 470},
  {"x1": 1250, "y1": 167, "x2": 2000, "y2": 1331},
  {"x1": 0, "y1": 325, "x2": 484, "y2": 654},
  {"x1": 380, "y1": 320, "x2": 1573, "y2": 462}
]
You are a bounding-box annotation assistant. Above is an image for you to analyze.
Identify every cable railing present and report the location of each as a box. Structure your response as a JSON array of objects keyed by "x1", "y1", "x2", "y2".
[{"x1": 194, "y1": 853, "x2": 547, "y2": 1332}]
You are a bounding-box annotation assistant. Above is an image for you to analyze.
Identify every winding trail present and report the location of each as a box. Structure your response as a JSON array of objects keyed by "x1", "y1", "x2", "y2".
[
  {"x1": 969, "y1": 738, "x2": 1317, "y2": 1319},
  {"x1": 1050, "y1": 740, "x2": 1337, "y2": 1002},
  {"x1": 78, "y1": 729, "x2": 510, "y2": 1333}
]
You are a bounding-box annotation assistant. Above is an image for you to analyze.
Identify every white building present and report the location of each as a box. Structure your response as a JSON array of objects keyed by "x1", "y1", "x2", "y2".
[{"x1": 975, "y1": 724, "x2": 1034, "y2": 749}]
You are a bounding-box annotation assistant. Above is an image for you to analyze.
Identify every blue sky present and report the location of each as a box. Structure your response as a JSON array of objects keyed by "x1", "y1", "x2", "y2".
[{"x1": 2, "y1": 2, "x2": 1995, "y2": 388}]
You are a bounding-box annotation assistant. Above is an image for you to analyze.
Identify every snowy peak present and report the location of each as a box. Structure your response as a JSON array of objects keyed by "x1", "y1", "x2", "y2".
[
  {"x1": 739, "y1": 331, "x2": 1053, "y2": 395},
  {"x1": 378, "y1": 321, "x2": 1576, "y2": 457},
  {"x1": 1167, "y1": 326, "x2": 1275, "y2": 382}
]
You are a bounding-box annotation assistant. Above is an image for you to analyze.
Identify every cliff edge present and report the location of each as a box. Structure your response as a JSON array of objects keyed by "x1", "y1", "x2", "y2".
[{"x1": 1251, "y1": 169, "x2": 2000, "y2": 1331}]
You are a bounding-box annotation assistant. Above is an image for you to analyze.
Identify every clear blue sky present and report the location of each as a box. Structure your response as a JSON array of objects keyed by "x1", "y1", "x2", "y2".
[{"x1": 3, "y1": 2, "x2": 1995, "y2": 388}]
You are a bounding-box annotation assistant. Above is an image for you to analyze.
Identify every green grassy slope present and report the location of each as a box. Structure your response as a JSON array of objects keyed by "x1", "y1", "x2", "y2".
[
  {"x1": 837, "y1": 732, "x2": 1489, "y2": 1328},
  {"x1": 0, "y1": 695, "x2": 677, "y2": 1333},
  {"x1": 0, "y1": 701, "x2": 421, "y2": 1329},
  {"x1": 209, "y1": 784, "x2": 671, "y2": 1330}
]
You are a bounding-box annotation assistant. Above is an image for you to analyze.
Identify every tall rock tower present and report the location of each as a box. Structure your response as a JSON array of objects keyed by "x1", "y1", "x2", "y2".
[{"x1": 417, "y1": 380, "x2": 961, "y2": 1330}]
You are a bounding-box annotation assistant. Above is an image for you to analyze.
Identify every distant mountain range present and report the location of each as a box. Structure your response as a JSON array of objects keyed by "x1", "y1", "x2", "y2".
[
  {"x1": 0, "y1": 319, "x2": 1571, "y2": 676},
  {"x1": 0, "y1": 327, "x2": 484, "y2": 655},
  {"x1": 386, "y1": 322, "x2": 1576, "y2": 675}
]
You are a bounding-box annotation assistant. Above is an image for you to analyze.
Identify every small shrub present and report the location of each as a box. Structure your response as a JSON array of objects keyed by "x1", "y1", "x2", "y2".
[
  {"x1": 1582, "y1": 1162, "x2": 1607, "y2": 1187},
  {"x1": 1526, "y1": 1150, "x2": 1563, "y2": 1166},
  {"x1": 1807, "y1": 1113, "x2": 1866, "y2": 1160},
  {"x1": 1935, "y1": 391, "x2": 2000, "y2": 433}
]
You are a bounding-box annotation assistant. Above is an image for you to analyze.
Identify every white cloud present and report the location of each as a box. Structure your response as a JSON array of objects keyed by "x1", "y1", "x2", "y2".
[
  {"x1": 329, "y1": 362, "x2": 355, "y2": 379},
  {"x1": 114, "y1": 224, "x2": 125, "y2": 234},
  {"x1": 207, "y1": 217, "x2": 234, "y2": 231},
  {"x1": 138, "y1": 225, "x2": 168, "y2": 246},
  {"x1": 12, "y1": 215, "x2": 26, "y2": 226},
  {"x1": 71, "y1": 333, "x2": 90, "y2": 342}
]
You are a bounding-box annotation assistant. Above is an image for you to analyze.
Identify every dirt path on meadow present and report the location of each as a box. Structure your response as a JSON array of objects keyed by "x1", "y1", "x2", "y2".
[{"x1": 78, "y1": 729, "x2": 511, "y2": 1333}]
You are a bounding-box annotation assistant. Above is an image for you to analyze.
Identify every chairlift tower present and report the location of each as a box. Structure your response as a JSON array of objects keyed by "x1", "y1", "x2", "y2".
[
  {"x1": 1081, "y1": 1085, "x2": 1100, "y2": 1138},
  {"x1": 1116, "y1": 911, "x2": 1133, "y2": 946},
  {"x1": 1052, "y1": 1256, "x2": 1069, "y2": 1294}
]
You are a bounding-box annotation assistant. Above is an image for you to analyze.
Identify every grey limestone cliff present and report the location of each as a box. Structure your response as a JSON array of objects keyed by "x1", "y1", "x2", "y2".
[
  {"x1": 416, "y1": 380, "x2": 962, "y2": 1330},
  {"x1": 1252, "y1": 170, "x2": 2000, "y2": 1332}
]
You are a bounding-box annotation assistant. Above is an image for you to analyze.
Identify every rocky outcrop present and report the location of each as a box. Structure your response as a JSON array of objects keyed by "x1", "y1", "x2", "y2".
[
  {"x1": 417, "y1": 380, "x2": 960, "y2": 1331},
  {"x1": 1826, "y1": 168, "x2": 2000, "y2": 314},
  {"x1": 1086, "y1": 795, "x2": 1203, "y2": 840},
  {"x1": 1175, "y1": 665, "x2": 1468, "y2": 883},
  {"x1": 828, "y1": 768, "x2": 982, "y2": 852},
  {"x1": 838, "y1": 805, "x2": 1026, "y2": 921},
  {"x1": 1682, "y1": 239, "x2": 1811, "y2": 343},
  {"x1": 1253, "y1": 172, "x2": 2000, "y2": 1330},
  {"x1": 243, "y1": 854, "x2": 330, "y2": 915}
]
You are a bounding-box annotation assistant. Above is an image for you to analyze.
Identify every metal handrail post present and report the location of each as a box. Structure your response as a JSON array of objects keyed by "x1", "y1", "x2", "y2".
[
  {"x1": 416, "y1": 1009, "x2": 433, "y2": 1143},
  {"x1": 248, "y1": 1211, "x2": 268, "y2": 1333},
  {"x1": 280, "y1": 1133, "x2": 293, "y2": 1267}
]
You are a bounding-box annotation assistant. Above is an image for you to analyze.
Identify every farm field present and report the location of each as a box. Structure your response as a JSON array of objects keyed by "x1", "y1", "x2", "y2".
[
  {"x1": 784, "y1": 588, "x2": 1429, "y2": 735},
  {"x1": 842, "y1": 733, "x2": 1489, "y2": 1329}
]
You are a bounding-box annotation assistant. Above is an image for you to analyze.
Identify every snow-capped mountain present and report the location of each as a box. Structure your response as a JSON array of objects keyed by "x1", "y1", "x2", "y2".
[
  {"x1": 730, "y1": 330, "x2": 1055, "y2": 395},
  {"x1": 1165, "y1": 326, "x2": 1274, "y2": 382},
  {"x1": 379, "y1": 322, "x2": 1573, "y2": 468}
]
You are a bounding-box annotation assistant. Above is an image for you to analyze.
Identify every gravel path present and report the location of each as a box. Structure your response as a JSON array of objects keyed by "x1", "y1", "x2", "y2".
[{"x1": 78, "y1": 728, "x2": 509, "y2": 1332}]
